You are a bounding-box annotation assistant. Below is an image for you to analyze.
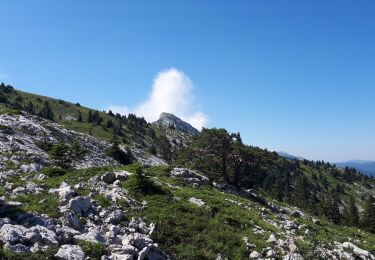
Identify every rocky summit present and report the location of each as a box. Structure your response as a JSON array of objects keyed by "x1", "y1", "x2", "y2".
[
  {"x1": 153, "y1": 112, "x2": 199, "y2": 135},
  {"x1": 0, "y1": 86, "x2": 374, "y2": 259}
]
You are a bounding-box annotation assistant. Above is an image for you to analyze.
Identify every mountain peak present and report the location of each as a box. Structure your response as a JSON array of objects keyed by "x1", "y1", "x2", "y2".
[{"x1": 154, "y1": 112, "x2": 199, "y2": 134}]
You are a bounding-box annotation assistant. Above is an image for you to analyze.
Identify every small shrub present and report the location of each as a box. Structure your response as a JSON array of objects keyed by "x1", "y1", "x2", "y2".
[
  {"x1": 35, "y1": 140, "x2": 53, "y2": 151},
  {"x1": 78, "y1": 241, "x2": 107, "y2": 260},
  {"x1": 0, "y1": 107, "x2": 21, "y2": 115},
  {"x1": 42, "y1": 167, "x2": 67, "y2": 177},
  {"x1": 92, "y1": 194, "x2": 111, "y2": 208},
  {"x1": 124, "y1": 165, "x2": 164, "y2": 196}
]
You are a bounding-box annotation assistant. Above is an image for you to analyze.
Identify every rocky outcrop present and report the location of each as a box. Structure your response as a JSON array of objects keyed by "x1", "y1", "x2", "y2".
[
  {"x1": 0, "y1": 113, "x2": 117, "y2": 174},
  {"x1": 170, "y1": 168, "x2": 209, "y2": 186},
  {"x1": 154, "y1": 112, "x2": 199, "y2": 135},
  {"x1": 0, "y1": 169, "x2": 169, "y2": 260}
]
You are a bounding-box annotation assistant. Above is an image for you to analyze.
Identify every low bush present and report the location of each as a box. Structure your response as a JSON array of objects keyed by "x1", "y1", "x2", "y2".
[
  {"x1": 78, "y1": 241, "x2": 107, "y2": 260},
  {"x1": 41, "y1": 167, "x2": 67, "y2": 177}
]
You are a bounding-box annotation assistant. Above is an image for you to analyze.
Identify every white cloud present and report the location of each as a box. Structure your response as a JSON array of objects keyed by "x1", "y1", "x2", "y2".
[{"x1": 107, "y1": 68, "x2": 208, "y2": 130}]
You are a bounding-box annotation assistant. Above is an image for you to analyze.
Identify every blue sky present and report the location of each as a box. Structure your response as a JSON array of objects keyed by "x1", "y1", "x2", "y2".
[{"x1": 1, "y1": 1, "x2": 375, "y2": 162}]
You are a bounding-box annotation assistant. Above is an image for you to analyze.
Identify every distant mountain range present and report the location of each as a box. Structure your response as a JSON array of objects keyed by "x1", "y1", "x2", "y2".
[
  {"x1": 278, "y1": 151, "x2": 375, "y2": 177},
  {"x1": 277, "y1": 151, "x2": 304, "y2": 161},
  {"x1": 336, "y1": 160, "x2": 375, "y2": 176}
]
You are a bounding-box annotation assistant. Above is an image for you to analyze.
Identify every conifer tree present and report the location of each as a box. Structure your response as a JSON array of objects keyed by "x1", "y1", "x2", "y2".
[
  {"x1": 343, "y1": 196, "x2": 359, "y2": 227},
  {"x1": 39, "y1": 101, "x2": 54, "y2": 120},
  {"x1": 26, "y1": 100, "x2": 34, "y2": 114},
  {"x1": 362, "y1": 195, "x2": 375, "y2": 233},
  {"x1": 77, "y1": 111, "x2": 83, "y2": 122}
]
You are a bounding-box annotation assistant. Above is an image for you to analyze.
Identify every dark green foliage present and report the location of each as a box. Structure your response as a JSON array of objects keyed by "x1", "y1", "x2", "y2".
[
  {"x1": 0, "y1": 82, "x2": 14, "y2": 93},
  {"x1": 88, "y1": 110, "x2": 103, "y2": 125},
  {"x1": 106, "y1": 140, "x2": 133, "y2": 165},
  {"x1": 124, "y1": 165, "x2": 164, "y2": 196},
  {"x1": 362, "y1": 196, "x2": 375, "y2": 233},
  {"x1": 106, "y1": 119, "x2": 114, "y2": 128},
  {"x1": 342, "y1": 196, "x2": 359, "y2": 227},
  {"x1": 25, "y1": 100, "x2": 34, "y2": 113},
  {"x1": 88, "y1": 110, "x2": 93, "y2": 123},
  {"x1": 321, "y1": 191, "x2": 341, "y2": 224},
  {"x1": 42, "y1": 167, "x2": 67, "y2": 177},
  {"x1": 38, "y1": 101, "x2": 54, "y2": 120},
  {"x1": 48, "y1": 141, "x2": 86, "y2": 168},
  {"x1": 78, "y1": 241, "x2": 107, "y2": 260},
  {"x1": 107, "y1": 110, "x2": 115, "y2": 117},
  {"x1": 71, "y1": 141, "x2": 87, "y2": 159},
  {"x1": 157, "y1": 134, "x2": 172, "y2": 162},
  {"x1": 49, "y1": 142, "x2": 71, "y2": 168},
  {"x1": 0, "y1": 93, "x2": 8, "y2": 103},
  {"x1": 77, "y1": 111, "x2": 83, "y2": 122},
  {"x1": 149, "y1": 145, "x2": 157, "y2": 155}
]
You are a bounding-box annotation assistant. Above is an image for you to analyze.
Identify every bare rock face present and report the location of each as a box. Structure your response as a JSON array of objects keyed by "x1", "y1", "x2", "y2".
[{"x1": 0, "y1": 113, "x2": 118, "y2": 173}]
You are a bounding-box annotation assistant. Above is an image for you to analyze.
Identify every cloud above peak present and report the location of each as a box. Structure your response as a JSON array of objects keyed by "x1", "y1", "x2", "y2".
[{"x1": 107, "y1": 68, "x2": 208, "y2": 130}]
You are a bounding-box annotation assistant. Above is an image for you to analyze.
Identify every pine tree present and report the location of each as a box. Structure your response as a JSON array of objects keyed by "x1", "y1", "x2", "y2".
[
  {"x1": 77, "y1": 111, "x2": 83, "y2": 122},
  {"x1": 343, "y1": 196, "x2": 359, "y2": 227},
  {"x1": 39, "y1": 101, "x2": 54, "y2": 120},
  {"x1": 322, "y1": 191, "x2": 341, "y2": 224},
  {"x1": 26, "y1": 101, "x2": 34, "y2": 114},
  {"x1": 362, "y1": 196, "x2": 375, "y2": 233},
  {"x1": 106, "y1": 139, "x2": 133, "y2": 165},
  {"x1": 107, "y1": 110, "x2": 115, "y2": 117},
  {"x1": 88, "y1": 110, "x2": 93, "y2": 123},
  {"x1": 49, "y1": 142, "x2": 71, "y2": 168},
  {"x1": 106, "y1": 119, "x2": 114, "y2": 128},
  {"x1": 157, "y1": 135, "x2": 172, "y2": 162}
]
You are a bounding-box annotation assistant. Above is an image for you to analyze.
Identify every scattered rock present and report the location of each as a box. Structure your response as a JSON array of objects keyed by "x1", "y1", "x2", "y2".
[
  {"x1": 101, "y1": 172, "x2": 116, "y2": 184},
  {"x1": 67, "y1": 196, "x2": 91, "y2": 216},
  {"x1": 188, "y1": 197, "x2": 205, "y2": 207},
  {"x1": 342, "y1": 242, "x2": 375, "y2": 260},
  {"x1": 249, "y1": 251, "x2": 262, "y2": 259},
  {"x1": 55, "y1": 244, "x2": 85, "y2": 260},
  {"x1": 266, "y1": 233, "x2": 277, "y2": 244},
  {"x1": 50, "y1": 182, "x2": 76, "y2": 203}
]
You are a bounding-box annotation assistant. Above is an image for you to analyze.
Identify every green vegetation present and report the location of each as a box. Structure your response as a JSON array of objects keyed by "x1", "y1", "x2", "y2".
[
  {"x1": 127, "y1": 166, "x2": 375, "y2": 258},
  {"x1": 41, "y1": 167, "x2": 67, "y2": 178},
  {"x1": 0, "y1": 248, "x2": 58, "y2": 260},
  {"x1": 177, "y1": 128, "x2": 375, "y2": 232},
  {"x1": 78, "y1": 241, "x2": 107, "y2": 260},
  {"x1": 106, "y1": 138, "x2": 134, "y2": 165},
  {"x1": 17, "y1": 193, "x2": 61, "y2": 218},
  {"x1": 123, "y1": 165, "x2": 164, "y2": 197},
  {"x1": 92, "y1": 194, "x2": 112, "y2": 208},
  {"x1": 48, "y1": 141, "x2": 86, "y2": 169}
]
